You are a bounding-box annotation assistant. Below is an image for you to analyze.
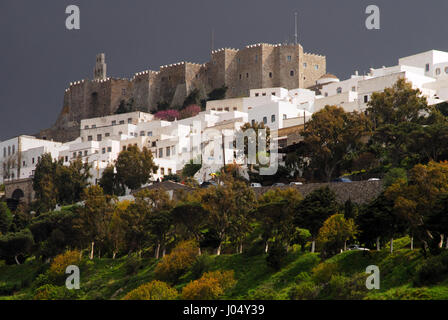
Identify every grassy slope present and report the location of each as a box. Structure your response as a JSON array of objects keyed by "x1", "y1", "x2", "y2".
[{"x1": 1, "y1": 238, "x2": 448, "y2": 300}]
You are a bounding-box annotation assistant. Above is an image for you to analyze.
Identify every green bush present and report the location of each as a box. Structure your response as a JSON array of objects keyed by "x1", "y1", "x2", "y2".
[
  {"x1": 312, "y1": 262, "x2": 340, "y2": 284},
  {"x1": 414, "y1": 252, "x2": 448, "y2": 286},
  {"x1": 33, "y1": 284, "x2": 80, "y2": 300},
  {"x1": 266, "y1": 242, "x2": 287, "y2": 271},
  {"x1": 122, "y1": 280, "x2": 178, "y2": 300},
  {"x1": 321, "y1": 274, "x2": 367, "y2": 300},
  {"x1": 124, "y1": 256, "x2": 142, "y2": 276},
  {"x1": 247, "y1": 284, "x2": 278, "y2": 300},
  {"x1": 190, "y1": 254, "x2": 213, "y2": 279},
  {"x1": 288, "y1": 281, "x2": 321, "y2": 300}
]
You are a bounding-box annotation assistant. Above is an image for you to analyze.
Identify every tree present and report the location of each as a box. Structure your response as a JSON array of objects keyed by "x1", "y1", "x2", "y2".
[
  {"x1": 236, "y1": 122, "x2": 271, "y2": 171},
  {"x1": 181, "y1": 270, "x2": 236, "y2": 300},
  {"x1": 154, "y1": 240, "x2": 199, "y2": 283},
  {"x1": 179, "y1": 105, "x2": 201, "y2": 119},
  {"x1": 171, "y1": 202, "x2": 208, "y2": 252},
  {"x1": 207, "y1": 86, "x2": 228, "y2": 101},
  {"x1": 74, "y1": 186, "x2": 115, "y2": 259},
  {"x1": 99, "y1": 165, "x2": 125, "y2": 196},
  {"x1": 0, "y1": 229, "x2": 34, "y2": 265},
  {"x1": 154, "y1": 109, "x2": 180, "y2": 121},
  {"x1": 116, "y1": 145, "x2": 158, "y2": 190},
  {"x1": 317, "y1": 214, "x2": 358, "y2": 256},
  {"x1": 300, "y1": 105, "x2": 371, "y2": 181},
  {"x1": 294, "y1": 187, "x2": 339, "y2": 252},
  {"x1": 32, "y1": 153, "x2": 58, "y2": 212},
  {"x1": 256, "y1": 188, "x2": 303, "y2": 253},
  {"x1": 55, "y1": 158, "x2": 92, "y2": 204},
  {"x1": 0, "y1": 202, "x2": 13, "y2": 234},
  {"x1": 385, "y1": 161, "x2": 448, "y2": 253},
  {"x1": 357, "y1": 193, "x2": 406, "y2": 252},
  {"x1": 182, "y1": 159, "x2": 202, "y2": 178},
  {"x1": 367, "y1": 78, "x2": 430, "y2": 128},
  {"x1": 123, "y1": 280, "x2": 178, "y2": 300},
  {"x1": 200, "y1": 176, "x2": 255, "y2": 255}
]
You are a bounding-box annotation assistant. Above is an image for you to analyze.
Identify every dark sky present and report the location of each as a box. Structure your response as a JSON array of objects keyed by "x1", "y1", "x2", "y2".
[{"x1": 1, "y1": 0, "x2": 448, "y2": 141}]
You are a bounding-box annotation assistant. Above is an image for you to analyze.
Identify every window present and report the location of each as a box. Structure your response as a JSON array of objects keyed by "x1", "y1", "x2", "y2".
[
  {"x1": 140, "y1": 131, "x2": 145, "y2": 136},
  {"x1": 112, "y1": 120, "x2": 116, "y2": 125},
  {"x1": 445, "y1": 67, "x2": 448, "y2": 74},
  {"x1": 255, "y1": 55, "x2": 258, "y2": 62},
  {"x1": 337, "y1": 87, "x2": 342, "y2": 94},
  {"x1": 65, "y1": 156, "x2": 68, "y2": 162},
  {"x1": 84, "y1": 151, "x2": 88, "y2": 156},
  {"x1": 73, "y1": 152, "x2": 76, "y2": 159},
  {"x1": 12, "y1": 145, "x2": 15, "y2": 154},
  {"x1": 364, "y1": 95, "x2": 369, "y2": 103},
  {"x1": 246, "y1": 73, "x2": 249, "y2": 78},
  {"x1": 271, "y1": 114, "x2": 276, "y2": 123},
  {"x1": 269, "y1": 72, "x2": 273, "y2": 78},
  {"x1": 262, "y1": 93, "x2": 266, "y2": 96},
  {"x1": 325, "y1": 92, "x2": 328, "y2": 97},
  {"x1": 122, "y1": 88, "x2": 126, "y2": 96},
  {"x1": 107, "y1": 147, "x2": 112, "y2": 152},
  {"x1": 436, "y1": 68, "x2": 441, "y2": 75},
  {"x1": 8, "y1": 146, "x2": 10, "y2": 156},
  {"x1": 92, "y1": 125, "x2": 96, "y2": 129},
  {"x1": 263, "y1": 117, "x2": 267, "y2": 124},
  {"x1": 315, "y1": 65, "x2": 319, "y2": 70},
  {"x1": 352, "y1": 86, "x2": 356, "y2": 92},
  {"x1": 166, "y1": 147, "x2": 171, "y2": 157},
  {"x1": 105, "y1": 133, "x2": 110, "y2": 137},
  {"x1": 287, "y1": 55, "x2": 292, "y2": 61},
  {"x1": 84, "y1": 125, "x2": 89, "y2": 129},
  {"x1": 290, "y1": 70, "x2": 294, "y2": 76},
  {"x1": 78, "y1": 151, "x2": 82, "y2": 157},
  {"x1": 119, "y1": 120, "x2": 125, "y2": 124},
  {"x1": 128, "y1": 118, "x2": 132, "y2": 124},
  {"x1": 88, "y1": 136, "x2": 93, "y2": 141},
  {"x1": 102, "y1": 148, "x2": 106, "y2": 154},
  {"x1": 161, "y1": 168, "x2": 165, "y2": 175},
  {"x1": 152, "y1": 142, "x2": 156, "y2": 147},
  {"x1": 251, "y1": 119, "x2": 255, "y2": 126},
  {"x1": 271, "y1": 92, "x2": 276, "y2": 96},
  {"x1": 303, "y1": 62, "x2": 307, "y2": 68},
  {"x1": 239, "y1": 74, "x2": 242, "y2": 80},
  {"x1": 97, "y1": 134, "x2": 102, "y2": 141},
  {"x1": 22, "y1": 161, "x2": 25, "y2": 167},
  {"x1": 255, "y1": 93, "x2": 259, "y2": 97},
  {"x1": 32, "y1": 158, "x2": 35, "y2": 164},
  {"x1": 148, "y1": 131, "x2": 153, "y2": 137},
  {"x1": 426, "y1": 64, "x2": 430, "y2": 72},
  {"x1": 283, "y1": 114, "x2": 287, "y2": 120},
  {"x1": 159, "y1": 148, "x2": 163, "y2": 158}
]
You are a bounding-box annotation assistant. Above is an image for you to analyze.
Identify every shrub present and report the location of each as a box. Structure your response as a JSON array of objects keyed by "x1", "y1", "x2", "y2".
[
  {"x1": 288, "y1": 281, "x2": 321, "y2": 300},
  {"x1": 312, "y1": 262, "x2": 340, "y2": 284},
  {"x1": 190, "y1": 254, "x2": 213, "y2": 279},
  {"x1": 154, "y1": 240, "x2": 199, "y2": 283},
  {"x1": 266, "y1": 242, "x2": 287, "y2": 270},
  {"x1": 182, "y1": 270, "x2": 236, "y2": 300},
  {"x1": 33, "y1": 284, "x2": 79, "y2": 300},
  {"x1": 321, "y1": 274, "x2": 367, "y2": 300},
  {"x1": 247, "y1": 284, "x2": 278, "y2": 300},
  {"x1": 49, "y1": 250, "x2": 81, "y2": 278},
  {"x1": 124, "y1": 256, "x2": 142, "y2": 276},
  {"x1": 122, "y1": 280, "x2": 178, "y2": 300},
  {"x1": 414, "y1": 252, "x2": 448, "y2": 286}
]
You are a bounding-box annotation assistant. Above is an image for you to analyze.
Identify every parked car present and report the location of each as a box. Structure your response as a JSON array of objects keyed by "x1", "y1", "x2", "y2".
[
  {"x1": 200, "y1": 181, "x2": 218, "y2": 188},
  {"x1": 289, "y1": 182, "x2": 303, "y2": 186},
  {"x1": 347, "y1": 244, "x2": 370, "y2": 251},
  {"x1": 368, "y1": 178, "x2": 381, "y2": 181},
  {"x1": 250, "y1": 182, "x2": 262, "y2": 188},
  {"x1": 332, "y1": 177, "x2": 352, "y2": 183},
  {"x1": 272, "y1": 183, "x2": 286, "y2": 187}
]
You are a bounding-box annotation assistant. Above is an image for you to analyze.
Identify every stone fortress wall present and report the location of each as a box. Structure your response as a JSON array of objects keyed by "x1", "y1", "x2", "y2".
[{"x1": 37, "y1": 43, "x2": 326, "y2": 142}]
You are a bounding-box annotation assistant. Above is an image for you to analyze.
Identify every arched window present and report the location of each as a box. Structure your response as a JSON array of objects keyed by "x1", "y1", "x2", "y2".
[
  {"x1": 263, "y1": 117, "x2": 267, "y2": 124},
  {"x1": 337, "y1": 87, "x2": 342, "y2": 94},
  {"x1": 290, "y1": 70, "x2": 294, "y2": 76}
]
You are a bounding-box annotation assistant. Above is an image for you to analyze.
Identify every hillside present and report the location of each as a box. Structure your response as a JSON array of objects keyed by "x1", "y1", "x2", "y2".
[{"x1": 2, "y1": 237, "x2": 448, "y2": 300}]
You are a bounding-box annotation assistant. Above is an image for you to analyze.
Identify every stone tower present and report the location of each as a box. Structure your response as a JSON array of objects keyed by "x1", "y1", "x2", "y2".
[{"x1": 94, "y1": 53, "x2": 107, "y2": 80}]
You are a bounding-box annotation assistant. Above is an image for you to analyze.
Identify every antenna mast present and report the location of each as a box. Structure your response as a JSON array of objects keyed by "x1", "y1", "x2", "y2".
[{"x1": 294, "y1": 12, "x2": 298, "y2": 44}]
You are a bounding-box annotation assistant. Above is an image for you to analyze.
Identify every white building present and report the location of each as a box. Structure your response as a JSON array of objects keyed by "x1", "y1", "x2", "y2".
[{"x1": 0, "y1": 136, "x2": 62, "y2": 183}]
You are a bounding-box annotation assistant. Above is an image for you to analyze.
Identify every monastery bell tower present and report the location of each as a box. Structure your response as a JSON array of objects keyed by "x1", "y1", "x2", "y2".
[{"x1": 93, "y1": 53, "x2": 107, "y2": 80}]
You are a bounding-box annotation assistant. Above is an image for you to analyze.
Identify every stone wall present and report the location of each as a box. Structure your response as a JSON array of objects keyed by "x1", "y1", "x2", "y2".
[
  {"x1": 4, "y1": 178, "x2": 35, "y2": 205},
  {"x1": 254, "y1": 180, "x2": 383, "y2": 204}
]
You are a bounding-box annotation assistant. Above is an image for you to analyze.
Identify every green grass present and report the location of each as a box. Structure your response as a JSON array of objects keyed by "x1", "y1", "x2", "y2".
[{"x1": 2, "y1": 237, "x2": 448, "y2": 300}]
